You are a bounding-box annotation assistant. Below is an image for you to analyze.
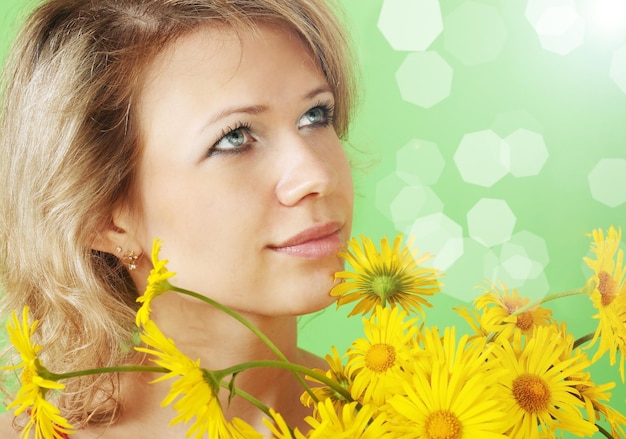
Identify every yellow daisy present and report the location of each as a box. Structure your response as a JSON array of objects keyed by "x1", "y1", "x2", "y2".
[
  {"x1": 583, "y1": 226, "x2": 626, "y2": 382},
  {"x1": 497, "y1": 326, "x2": 597, "y2": 438},
  {"x1": 550, "y1": 321, "x2": 626, "y2": 438},
  {"x1": 410, "y1": 326, "x2": 499, "y2": 387},
  {"x1": 305, "y1": 399, "x2": 390, "y2": 439},
  {"x1": 345, "y1": 306, "x2": 417, "y2": 406},
  {"x1": 4, "y1": 307, "x2": 74, "y2": 439},
  {"x1": 576, "y1": 378, "x2": 626, "y2": 439},
  {"x1": 331, "y1": 234, "x2": 441, "y2": 317},
  {"x1": 385, "y1": 327, "x2": 509, "y2": 439},
  {"x1": 474, "y1": 281, "x2": 553, "y2": 341},
  {"x1": 263, "y1": 409, "x2": 307, "y2": 439},
  {"x1": 136, "y1": 320, "x2": 259, "y2": 439},
  {"x1": 136, "y1": 238, "x2": 176, "y2": 327},
  {"x1": 453, "y1": 306, "x2": 489, "y2": 339},
  {"x1": 300, "y1": 346, "x2": 352, "y2": 414}
]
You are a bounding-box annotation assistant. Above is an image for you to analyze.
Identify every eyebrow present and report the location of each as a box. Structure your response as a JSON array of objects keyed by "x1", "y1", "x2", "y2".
[{"x1": 199, "y1": 85, "x2": 333, "y2": 133}]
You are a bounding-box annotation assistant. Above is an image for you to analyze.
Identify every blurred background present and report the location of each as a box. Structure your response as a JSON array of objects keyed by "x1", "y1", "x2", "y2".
[{"x1": 1, "y1": 0, "x2": 625, "y2": 436}]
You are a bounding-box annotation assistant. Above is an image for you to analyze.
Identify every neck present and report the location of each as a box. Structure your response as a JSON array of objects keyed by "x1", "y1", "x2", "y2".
[
  {"x1": 125, "y1": 292, "x2": 319, "y2": 434},
  {"x1": 149, "y1": 291, "x2": 301, "y2": 366}
]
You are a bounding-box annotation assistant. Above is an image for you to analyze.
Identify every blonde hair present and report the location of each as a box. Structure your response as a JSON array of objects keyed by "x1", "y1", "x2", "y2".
[{"x1": 0, "y1": 0, "x2": 357, "y2": 427}]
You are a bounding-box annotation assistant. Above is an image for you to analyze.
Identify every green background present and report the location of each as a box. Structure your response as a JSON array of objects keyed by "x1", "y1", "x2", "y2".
[{"x1": 1, "y1": 0, "x2": 624, "y2": 436}]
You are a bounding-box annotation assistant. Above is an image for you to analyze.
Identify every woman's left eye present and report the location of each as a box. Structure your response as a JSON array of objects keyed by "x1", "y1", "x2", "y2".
[
  {"x1": 207, "y1": 124, "x2": 253, "y2": 157},
  {"x1": 298, "y1": 104, "x2": 333, "y2": 128}
]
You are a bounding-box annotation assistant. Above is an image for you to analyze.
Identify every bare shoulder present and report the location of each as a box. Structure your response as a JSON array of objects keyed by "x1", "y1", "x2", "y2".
[{"x1": 0, "y1": 411, "x2": 19, "y2": 438}]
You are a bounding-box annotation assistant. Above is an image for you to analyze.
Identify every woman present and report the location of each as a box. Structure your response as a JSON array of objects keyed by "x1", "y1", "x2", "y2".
[{"x1": 0, "y1": 0, "x2": 357, "y2": 436}]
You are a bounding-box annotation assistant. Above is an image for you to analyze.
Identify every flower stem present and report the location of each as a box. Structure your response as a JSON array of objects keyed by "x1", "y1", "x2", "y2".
[
  {"x1": 213, "y1": 360, "x2": 352, "y2": 402},
  {"x1": 45, "y1": 365, "x2": 168, "y2": 381},
  {"x1": 170, "y1": 286, "x2": 319, "y2": 403},
  {"x1": 486, "y1": 287, "x2": 588, "y2": 343},
  {"x1": 219, "y1": 381, "x2": 271, "y2": 417},
  {"x1": 573, "y1": 332, "x2": 595, "y2": 349},
  {"x1": 511, "y1": 287, "x2": 588, "y2": 316},
  {"x1": 596, "y1": 423, "x2": 614, "y2": 439}
]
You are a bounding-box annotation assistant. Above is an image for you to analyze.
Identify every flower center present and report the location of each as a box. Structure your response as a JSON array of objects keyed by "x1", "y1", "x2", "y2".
[
  {"x1": 424, "y1": 410, "x2": 462, "y2": 439},
  {"x1": 371, "y1": 275, "x2": 398, "y2": 300},
  {"x1": 365, "y1": 343, "x2": 396, "y2": 373},
  {"x1": 512, "y1": 373, "x2": 551, "y2": 413},
  {"x1": 516, "y1": 311, "x2": 534, "y2": 331},
  {"x1": 598, "y1": 271, "x2": 617, "y2": 306}
]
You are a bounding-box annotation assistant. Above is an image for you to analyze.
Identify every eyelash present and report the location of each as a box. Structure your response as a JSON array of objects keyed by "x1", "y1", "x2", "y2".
[
  {"x1": 206, "y1": 101, "x2": 336, "y2": 158},
  {"x1": 309, "y1": 100, "x2": 336, "y2": 128}
]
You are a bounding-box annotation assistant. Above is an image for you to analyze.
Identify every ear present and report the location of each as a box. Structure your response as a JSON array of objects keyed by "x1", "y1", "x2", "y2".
[{"x1": 90, "y1": 204, "x2": 143, "y2": 256}]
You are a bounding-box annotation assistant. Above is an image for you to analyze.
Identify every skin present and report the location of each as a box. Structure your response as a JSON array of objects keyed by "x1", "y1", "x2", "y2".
[
  {"x1": 123, "y1": 24, "x2": 353, "y2": 318},
  {"x1": 0, "y1": 24, "x2": 354, "y2": 437}
]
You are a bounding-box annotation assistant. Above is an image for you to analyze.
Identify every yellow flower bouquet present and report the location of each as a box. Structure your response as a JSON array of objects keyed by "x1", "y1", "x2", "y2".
[{"x1": 3, "y1": 227, "x2": 625, "y2": 438}]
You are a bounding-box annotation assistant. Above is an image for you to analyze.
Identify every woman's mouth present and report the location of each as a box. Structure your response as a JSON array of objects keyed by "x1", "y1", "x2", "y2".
[{"x1": 268, "y1": 223, "x2": 344, "y2": 259}]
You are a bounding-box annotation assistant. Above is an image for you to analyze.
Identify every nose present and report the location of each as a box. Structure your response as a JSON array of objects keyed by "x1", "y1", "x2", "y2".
[{"x1": 274, "y1": 134, "x2": 338, "y2": 206}]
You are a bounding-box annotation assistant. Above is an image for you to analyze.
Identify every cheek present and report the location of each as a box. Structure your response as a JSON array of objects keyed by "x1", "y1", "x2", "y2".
[{"x1": 336, "y1": 148, "x2": 354, "y2": 203}]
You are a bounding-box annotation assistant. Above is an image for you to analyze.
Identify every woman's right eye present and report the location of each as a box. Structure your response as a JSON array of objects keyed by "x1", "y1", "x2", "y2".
[{"x1": 208, "y1": 124, "x2": 253, "y2": 156}]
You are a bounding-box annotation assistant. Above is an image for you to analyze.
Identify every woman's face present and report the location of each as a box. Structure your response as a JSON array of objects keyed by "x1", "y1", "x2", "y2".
[{"x1": 128, "y1": 24, "x2": 353, "y2": 316}]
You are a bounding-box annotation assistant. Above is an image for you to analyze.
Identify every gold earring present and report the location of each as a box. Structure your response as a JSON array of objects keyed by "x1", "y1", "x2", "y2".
[{"x1": 117, "y1": 247, "x2": 140, "y2": 271}]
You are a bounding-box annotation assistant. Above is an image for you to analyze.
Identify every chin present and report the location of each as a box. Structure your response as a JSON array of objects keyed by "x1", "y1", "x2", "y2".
[
  {"x1": 294, "y1": 289, "x2": 338, "y2": 316},
  {"x1": 263, "y1": 289, "x2": 336, "y2": 317}
]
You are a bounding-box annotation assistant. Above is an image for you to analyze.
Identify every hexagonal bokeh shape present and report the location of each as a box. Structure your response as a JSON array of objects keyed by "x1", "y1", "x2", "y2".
[
  {"x1": 396, "y1": 51, "x2": 453, "y2": 109},
  {"x1": 588, "y1": 158, "x2": 626, "y2": 207},
  {"x1": 408, "y1": 212, "x2": 464, "y2": 271},
  {"x1": 499, "y1": 243, "x2": 543, "y2": 280},
  {"x1": 505, "y1": 128, "x2": 549, "y2": 177},
  {"x1": 467, "y1": 198, "x2": 516, "y2": 248},
  {"x1": 453, "y1": 129, "x2": 509, "y2": 187},
  {"x1": 502, "y1": 254, "x2": 536, "y2": 280},
  {"x1": 484, "y1": 250, "x2": 550, "y2": 298},
  {"x1": 486, "y1": 262, "x2": 550, "y2": 298},
  {"x1": 396, "y1": 139, "x2": 445, "y2": 185},
  {"x1": 526, "y1": 0, "x2": 575, "y2": 25},
  {"x1": 610, "y1": 45, "x2": 626, "y2": 94},
  {"x1": 526, "y1": 0, "x2": 585, "y2": 55},
  {"x1": 440, "y1": 238, "x2": 497, "y2": 302},
  {"x1": 391, "y1": 185, "x2": 444, "y2": 232},
  {"x1": 443, "y1": 0, "x2": 508, "y2": 65},
  {"x1": 377, "y1": 0, "x2": 443, "y2": 51},
  {"x1": 375, "y1": 172, "x2": 406, "y2": 221},
  {"x1": 507, "y1": 231, "x2": 550, "y2": 268}
]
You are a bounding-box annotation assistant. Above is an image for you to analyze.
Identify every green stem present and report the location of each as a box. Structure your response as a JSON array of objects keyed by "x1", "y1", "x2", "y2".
[
  {"x1": 485, "y1": 287, "x2": 588, "y2": 343},
  {"x1": 170, "y1": 285, "x2": 318, "y2": 403},
  {"x1": 44, "y1": 365, "x2": 168, "y2": 382},
  {"x1": 219, "y1": 381, "x2": 271, "y2": 417},
  {"x1": 511, "y1": 287, "x2": 588, "y2": 316},
  {"x1": 214, "y1": 360, "x2": 352, "y2": 403},
  {"x1": 573, "y1": 332, "x2": 595, "y2": 349},
  {"x1": 596, "y1": 423, "x2": 614, "y2": 439}
]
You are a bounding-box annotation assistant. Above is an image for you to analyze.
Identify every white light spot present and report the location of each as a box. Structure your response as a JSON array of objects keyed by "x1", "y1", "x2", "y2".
[
  {"x1": 588, "y1": 158, "x2": 626, "y2": 207},
  {"x1": 377, "y1": 0, "x2": 443, "y2": 51},
  {"x1": 467, "y1": 198, "x2": 517, "y2": 248},
  {"x1": 610, "y1": 45, "x2": 626, "y2": 94},
  {"x1": 396, "y1": 51, "x2": 453, "y2": 108}
]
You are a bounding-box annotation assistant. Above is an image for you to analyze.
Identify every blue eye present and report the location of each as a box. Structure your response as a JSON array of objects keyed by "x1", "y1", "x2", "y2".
[
  {"x1": 300, "y1": 107, "x2": 325, "y2": 126},
  {"x1": 298, "y1": 102, "x2": 335, "y2": 128},
  {"x1": 209, "y1": 123, "x2": 253, "y2": 156}
]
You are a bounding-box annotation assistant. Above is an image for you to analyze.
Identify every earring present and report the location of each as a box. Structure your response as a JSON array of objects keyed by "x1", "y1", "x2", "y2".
[{"x1": 117, "y1": 247, "x2": 140, "y2": 271}]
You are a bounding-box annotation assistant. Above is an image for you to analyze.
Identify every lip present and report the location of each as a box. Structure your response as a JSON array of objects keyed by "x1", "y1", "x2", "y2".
[{"x1": 268, "y1": 222, "x2": 344, "y2": 259}]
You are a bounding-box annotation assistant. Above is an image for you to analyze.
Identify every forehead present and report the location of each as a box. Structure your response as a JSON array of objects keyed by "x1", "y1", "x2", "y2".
[
  {"x1": 133, "y1": 22, "x2": 329, "y2": 154},
  {"x1": 138, "y1": 23, "x2": 318, "y2": 98}
]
